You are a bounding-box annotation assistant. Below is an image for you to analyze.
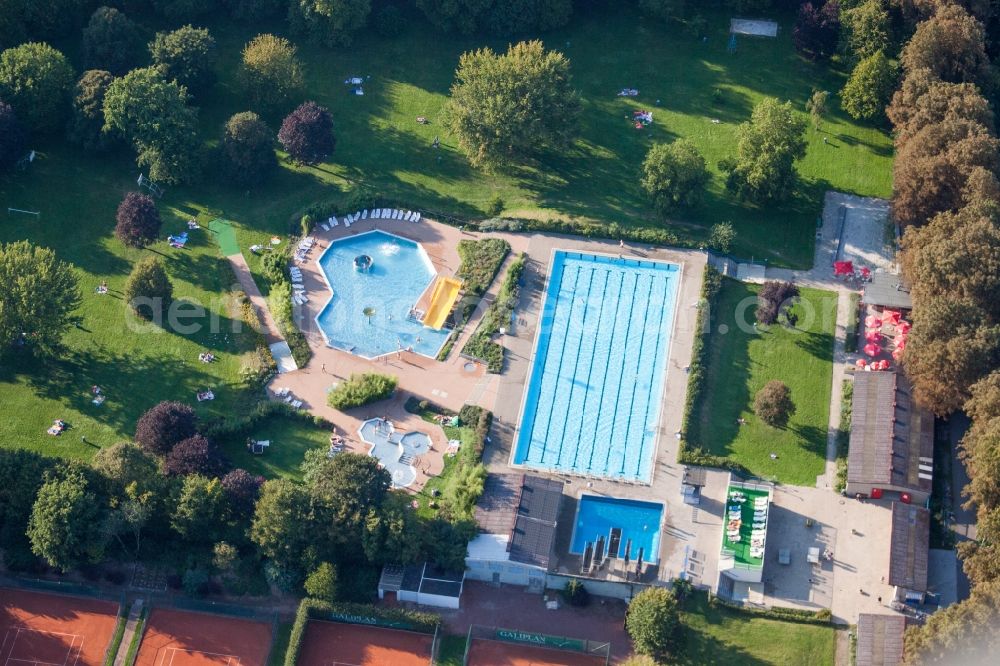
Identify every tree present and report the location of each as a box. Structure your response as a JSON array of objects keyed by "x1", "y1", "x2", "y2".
[
  {"x1": 840, "y1": 0, "x2": 890, "y2": 60},
  {"x1": 171, "y1": 474, "x2": 230, "y2": 544},
  {"x1": 620, "y1": 657, "x2": 658, "y2": 666},
  {"x1": 482, "y1": 0, "x2": 572, "y2": 35},
  {"x1": 278, "y1": 101, "x2": 335, "y2": 165},
  {"x1": 212, "y1": 540, "x2": 239, "y2": 572},
  {"x1": 903, "y1": 297, "x2": 1000, "y2": 415},
  {"x1": 124, "y1": 257, "x2": 173, "y2": 321},
  {"x1": 640, "y1": 140, "x2": 709, "y2": 214},
  {"x1": 114, "y1": 192, "x2": 161, "y2": 248},
  {"x1": 806, "y1": 90, "x2": 828, "y2": 130},
  {"x1": 27, "y1": 469, "x2": 106, "y2": 571},
  {"x1": 902, "y1": 578, "x2": 1000, "y2": 664},
  {"x1": 250, "y1": 479, "x2": 316, "y2": 578},
  {"x1": 757, "y1": 281, "x2": 800, "y2": 326},
  {"x1": 625, "y1": 587, "x2": 680, "y2": 660},
  {"x1": 960, "y1": 417, "x2": 1000, "y2": 514},
  {"x1": 0, "y1": 450, "x2": 57, "y2": 550},
  {"x1": 0, "y1": 241, "x2": 81, "y2": 357},
  {"x1": 720, "y1": 98, "x2": 807, "y2": 203},
  {"x1": 240, "y1": 34, "x2": 304, "y2": 112},
  {"x1": 891, "y1": 117, "x2": 999, "y2": 227},
  {"x1": 150, "y1": 0, "x2": 218, "y2": 19},
  {"x1": 81, "y1": 7, "x2": 142, "y2": 75},
  {"x1": 149, "y1": 25, "x2": 217, "y2": 93},
  {"x1": 446, "y1": 41, "x2": 581, "y2": 169},
  {"x1": 220, "y1": 112, "x2": 276, "y2": 187},
  {"x1": 900, "y1": 3, "x2": 992, "y2": 89},
  {"x1": 221, "y1": 468, "x2": 264, "y2": 518},
  {"x1": 707, "y1": 222, "x2": 736, "y2": 253},
  {"x1": 755, "y1": 380, "x2": 796, "y2": 427},
  {"x1": 0, "y1": 42, "x2": 74, "y2": 133},
  {"x1": 887, "y1": 69, "x2": 994, "y2": 148},
  {"x1": 841, "y1": 51, "x2": 898, "y2": 121},
  {"x1": 67, "y1": 70, "x2": 117, "y2": 151},
  {"x1": 164, "y1": 434, "x2": 227, "y2": 477},
  {"x1": 223, "y1": 0, "x2": 285, "y2": 20},
  {"x1": 304, "y1": 561, "x2": 338, "y2": 601},
  {"x1": 134, "y1": 401, "x2": 197, "y2": 456},
  {"x1": 416, "y1": 0, "x2": 486, "y2": 34},
  {"x1": 362, "y1": 306, "x2": 375, "y2": 324},
  {"x1": 103, "y1": 67, "x2": 201, "y2": 184},
  {"x1": 93, "y1": 442, "x2": 161, "y2": 491},
  {"x1": 289, "y1": 0, "x2": 371, "y2": 47},
  {"x1": 793, "y1": 1, "x2": 841, "y2": 60},
  {"x1": 901, "y1": 205, "x2": 1000, "y2": 319},
  {"x1": 0, "y1": 99, "x2": 25, "y2": 172}
]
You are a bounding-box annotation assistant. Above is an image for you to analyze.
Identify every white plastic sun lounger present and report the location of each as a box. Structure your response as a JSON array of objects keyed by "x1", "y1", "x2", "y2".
[
  {"x1": 413, "y1": 212, "x2": 421, "y2": 222},
  {"x1": 388, "y1": 209, "x2": 395, "y2": 220},
  {"x1": 354, "y1": 211, "x2": 361, "y2": 221},
  {"x1": 362, "y1": 209, "x2": 368, "y2": 219},
  {"x1": 321, "y1": 223, "x2": 329, "y2": 231},
  {"x1": 403, "y1": 211, "x2": 412, "y2": 221}
]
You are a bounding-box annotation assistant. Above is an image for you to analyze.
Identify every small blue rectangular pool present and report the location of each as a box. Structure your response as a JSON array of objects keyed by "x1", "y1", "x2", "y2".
[
  {"x1": 512, "y1": 251, "x2": 680, "y2": 482},
  {"x1": 571, "y1": 495, "x2": 663, "y2": 564}
]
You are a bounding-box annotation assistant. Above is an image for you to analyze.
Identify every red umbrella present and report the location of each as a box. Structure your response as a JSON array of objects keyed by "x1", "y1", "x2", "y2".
[
  {"x1": 834, "y1": 260, "x2": 854, "y2": 276},
  {"x1": 860, "y1": 267, "x2": 872, "y2": 279},
  {"x1": 878, "y1": 359, "x2": 891, "y2": 371},
  {"x1": 898, "y1": 320, "x2": 912, "y2": 333},
  {"x1": 865, "y1": 330, "x2": 882, "y2": 343},
  {"x1": 856, "y1": 359, "x2": 868, "y2": 369},
  {"x1": 864, "y1": 343, "x2": 881, "y2": 357},
  {"x1": 884, "y1": 310, "x2": 901, "y2": 326},
  {"x1": 865, "y1": 315, "x2": 882, "y2": 328}
]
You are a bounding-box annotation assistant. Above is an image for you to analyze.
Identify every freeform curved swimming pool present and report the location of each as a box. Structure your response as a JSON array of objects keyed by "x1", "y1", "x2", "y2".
[
  {"x1": 512, "y1": 251, "x2": 680, "y2": 482},
  {"x1": 315, "y1": 231, "x2": 451, "y2": 359}
]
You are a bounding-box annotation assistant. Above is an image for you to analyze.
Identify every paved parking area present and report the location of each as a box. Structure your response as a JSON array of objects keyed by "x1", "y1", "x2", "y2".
[{"x1": 761, "y1": 502, "x2": 836, "y2": 610}]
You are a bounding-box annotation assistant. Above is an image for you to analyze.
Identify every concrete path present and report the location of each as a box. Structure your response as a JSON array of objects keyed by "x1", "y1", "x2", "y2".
[
  {"x1": 112, "y1": 598, "x2": 144, "y2": 666},
  {"x1": 225, "y1": 252, "x2": 298, "y2": 372}
]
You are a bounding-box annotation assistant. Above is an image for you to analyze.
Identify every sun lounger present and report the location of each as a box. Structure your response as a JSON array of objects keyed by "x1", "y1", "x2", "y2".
[
  {"x1": 196, "y1": 390, "x2": 214, "y2": 402},
  {"x1": 413, "y1": 212, "x2": 421, "y2": 222},
  {"x1": 321, "y1": 223, "x2": 329, "y2": 231},
  {"x1": 354, "y1": 211, "x2": 361, "y2": 221},
  {"x1": 344, "y1": 218, "x2": 352, "y2": 228},
  {"x1": 274, "y1": 386, "x2": 289, "y2": 397},
  {"x1": 290, "y1": 399, "x2": 303, "y2": 409},
  {"x1": 362, "y1": 209, "x2": 368, "y2": 219}
]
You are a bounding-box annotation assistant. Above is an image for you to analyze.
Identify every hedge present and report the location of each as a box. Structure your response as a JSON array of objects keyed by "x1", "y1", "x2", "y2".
[
  {"x1": 203, "y1": 400, "x2": 331, "y2": 439},
  {"x1": 458, "y1": 404, "x2": 492, "y2": 458},
  {"x1": 477, "y1": 216, "x2": 697, "y2": 249},
  {"x1": 845, "y1": 292, "x2": 860, "y2": 354},
  {"x1": 461, "y1": 253, "x2": 526, "y2": 372},
  {"x1": 456, "y1": 238, "x2": 510, "y2": 295},
  {"x1": 676, "y1": 267, "x2": 748, "y2": 470},
  {"x1": 285, "y1": 598, "x2": 440, "y2": 666},
  {"x1": 709, "y1": 593, "x2": 833, "y2": 626},
  {"x1": 327, "y1": 373, "x2": 397, "y2": 410}
]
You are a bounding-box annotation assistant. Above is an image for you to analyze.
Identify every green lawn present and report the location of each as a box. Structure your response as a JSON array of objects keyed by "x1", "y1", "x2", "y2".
[
  {"x1": 435, "y1": 635, "x2": 468, "y2": 666},
  {"x1": 678, "y1": 593, "x2": 835, "y2": 665},
  {"x1": 214, "y1": 414, "x2": 333, "y2": 480},
  {"x1": 0, "y1": 4, "x2": 887, "y2": 458},
  {"x1": 692, "y1": 279, "x2": 837, "y2": 485},
  {"x1": 267, "y1": 622, "x2": 293, "y2": 666}
]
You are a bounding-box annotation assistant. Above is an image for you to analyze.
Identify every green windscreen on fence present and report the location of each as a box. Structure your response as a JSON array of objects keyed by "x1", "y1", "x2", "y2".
[{"x1": 209, "y1": 218, "x2": 240, "y2": 257}]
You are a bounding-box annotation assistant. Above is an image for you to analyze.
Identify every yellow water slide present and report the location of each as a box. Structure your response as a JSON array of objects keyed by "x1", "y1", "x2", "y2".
[{"x1": 422, "y1": 276, "x2": 463, "y2": 330}]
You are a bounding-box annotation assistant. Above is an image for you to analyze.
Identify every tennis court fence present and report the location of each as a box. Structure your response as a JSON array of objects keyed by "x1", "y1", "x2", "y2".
[{"x1": 462, "y1": 625, "x2": 611, "y2": 665}]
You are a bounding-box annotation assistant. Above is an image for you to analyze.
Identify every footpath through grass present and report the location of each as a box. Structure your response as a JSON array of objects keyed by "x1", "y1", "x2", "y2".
[
  {"x1": 692, "y1": 279, "x2": 837, "y2": 485},
  {"x1": 678, "y1": 593, "x2": 835, "y2": 665}
]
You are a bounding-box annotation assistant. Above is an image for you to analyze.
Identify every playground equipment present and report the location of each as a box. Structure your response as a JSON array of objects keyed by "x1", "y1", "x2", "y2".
[{"x1": 422, "y1": 276, "x2": 462, "y2": 330}]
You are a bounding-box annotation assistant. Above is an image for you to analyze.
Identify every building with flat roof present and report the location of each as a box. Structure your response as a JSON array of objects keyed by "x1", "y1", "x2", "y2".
[
  {"x1": 856, "y1": 613, "x2": 906, "y2": 666},
  {"x1": 847, "y1": 372, "x2": 933, "y2": 504},
  {"x1": 863, "y1": 273, "x2": 912, "y2": 311},
  {"x1": 466, "y1": 474, "x2": 563, "y2": 589},
  {"x1": 719, "y1": 477, "x2": 773, "y2": 584},
  {"x1": 888, "y1": 502, "x2": 930, "y2": 601},
  {"x1": 378, "y1": 562, "x2": 465, "y2": 609}
]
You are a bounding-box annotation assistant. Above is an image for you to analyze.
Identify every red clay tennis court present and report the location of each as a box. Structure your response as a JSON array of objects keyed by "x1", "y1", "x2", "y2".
[
  {"x1": 297, "y1": 621, "x2": 433, "y2": 666},
  {"x1": 466, "y1": 639, "x2": 608, "y2": 666},
  {"x1": 0, "y1": 587, "x2": 121, "y2": 666},
  {"x1": 133, "y1": 608, "x2": 272, "y2": 666}
]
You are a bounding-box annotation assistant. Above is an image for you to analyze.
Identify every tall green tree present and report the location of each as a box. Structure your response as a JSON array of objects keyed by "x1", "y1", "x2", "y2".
[
  {"x1": 641, "y1": 140, "x2": 709, "y2": 214},
  {"x1": 149, "y1": 25, "x2": 217, "y2": 94},
  {"x1": 903, "y1": 578, "x2": 1000, "y2": 664},
  {"x1": 27, "y1": 468, "x2": 107, "y2": 571},
  {"x1": 0, "y1": 42, "x2": 74, "y2": 133},
  {"x1": 81, "y1": 6, "x2": 142, "y2": 75},
  {"x1": 0, "y1": 241, "x2": 81, "y2": 357},
  {"x1": 222, "y1": 0, "x2": 285, "y2": 20},
  {"x1": 887, "y1": 68, "x2": 994, "y2": 149},
  {"x1": 900, "y1": 3, "x2": 993, "y2": 89},
  {"x1": 67, "y1": 70, "x2": 118, "y2": 151},
  {"x1": 150, "y1": 0, "x2": 218, "y2": 19},
  {"x1": 447, "y1": 40, "x2": 581, "y2": 169},
  {"x1": 720, "y1": 98, "x2": 807, "y2": 203},
  {"x1": 288, "y1": 0, "x2": 371, "y2": 47},
  {"x1": 625, "y1": 587, "x2": 680, "y2": 660},
  {"x1": 124, "y1": 256, "x2": 173, "y2": 321},
  {"x1": 171, "y1": 475, "x2": 230, "y2": 544},
  {"x1": 239, "y1": 34, "x2": 304, "y2": 113},
  {"x1": 103, "y1": 66, "x2": 201, "y2": 184},
  {"x1": 220, "y1": 111, "x2": 276, "y2": 187},
  {"x1": 0, "y1": 450, "x2": 57, "y2": 549},
  {"x1": 840, "y1": 0, "x2": 890, "y2": 60},
  {"x1": 251, "y1": 479, "x2": 317, "y2": 578},
  {"x1": 806, "y1": 89, "x2": 829, "y2": 130},
  {"x1": 841, "y1": 51, "x2": 898, "y2": 121},
  {"x1": 304, "y1": 561, "x2": 338, "y2": 601}
]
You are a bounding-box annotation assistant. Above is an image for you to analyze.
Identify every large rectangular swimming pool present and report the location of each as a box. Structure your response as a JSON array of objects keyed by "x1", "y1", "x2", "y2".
[{"x1": 512, "y1": 251, "x2": 680, "y2": 482}]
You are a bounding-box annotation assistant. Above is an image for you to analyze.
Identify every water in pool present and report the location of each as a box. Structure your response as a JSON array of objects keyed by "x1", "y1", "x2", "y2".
[
  {"x1": 512, "y1": 251, "x2": 680, "y2": 482},
  {"x1": 571, "y1": 495, "x2": 663, "y2": 564},
  {"x1": 315, "y1": 231, "x2": 451, "y2": 358}
]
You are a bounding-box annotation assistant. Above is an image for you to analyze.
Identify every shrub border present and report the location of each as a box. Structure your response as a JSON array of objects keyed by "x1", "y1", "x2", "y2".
[
  {"x1": 461, "y1": 253, "x2": 526, "y2": 372},
  {"x1": 709, "y1": 593, "x2": 833, "y2": 626}
]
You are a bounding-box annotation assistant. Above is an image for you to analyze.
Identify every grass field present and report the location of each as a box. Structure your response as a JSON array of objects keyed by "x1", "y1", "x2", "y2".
[
  {"x1": 0, "y1": 5, "x2": 887, "y2": 458},
  {"x1": 678, "y1": 593, "x2": 835, "y2": 665},
  {"x1": 214, "y1": 414, "x2": 332, "y2": 480},
  {"x1": 692, "y1": 279, "x2": 837, "y2": 485}
]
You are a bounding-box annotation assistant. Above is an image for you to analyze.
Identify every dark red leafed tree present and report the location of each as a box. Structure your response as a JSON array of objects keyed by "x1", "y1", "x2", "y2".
[
  {"x1": 278, "y1": 101, "x2": 335, "y2": 165},
  {"x1": 793, "y1": 1, "x2": 840, "y2": 60},
  {"x1": 134, "y1": 401, "x2": 197, "y2": 455},
  {"x1": 115, "y1": 192, "x2": 162, "y2": 248}
]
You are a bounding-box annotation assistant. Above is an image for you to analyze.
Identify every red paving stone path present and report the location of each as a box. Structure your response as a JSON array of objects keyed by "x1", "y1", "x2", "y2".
[
  {"x1": 0, "y1": 588, "x2": 120, "y2": 666},
  {"x1": 438, "y1": 583, "x2": 631, "y2": 661}
]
